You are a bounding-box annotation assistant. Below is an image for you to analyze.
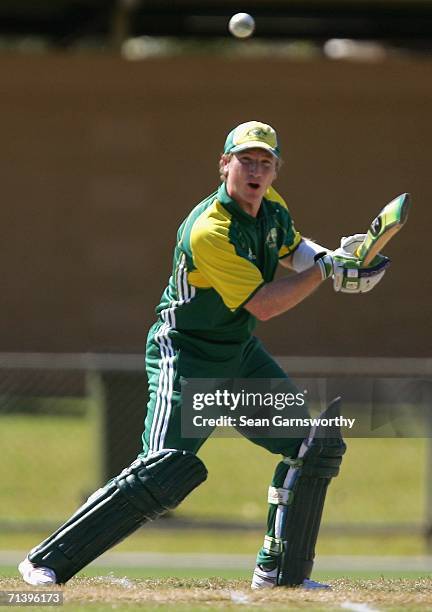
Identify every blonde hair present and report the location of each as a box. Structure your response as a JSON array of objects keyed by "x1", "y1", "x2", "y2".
[{"x1": 219, "y1": 153, "x2": 232, "y2": 182}]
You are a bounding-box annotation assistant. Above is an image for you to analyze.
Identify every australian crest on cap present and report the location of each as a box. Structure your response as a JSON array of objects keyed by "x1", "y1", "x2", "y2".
[{"x1": 234, "y1": 121, "x2": 277, "y2": 148}]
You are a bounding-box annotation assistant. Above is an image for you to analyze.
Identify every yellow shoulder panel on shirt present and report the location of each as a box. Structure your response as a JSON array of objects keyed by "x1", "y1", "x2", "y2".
[
  {"x1": 265, "y1": 186, "x2": 288, "y2": 208},
  {"x1": 189, "y1": 200, "x2": 264, "y2": 310}
]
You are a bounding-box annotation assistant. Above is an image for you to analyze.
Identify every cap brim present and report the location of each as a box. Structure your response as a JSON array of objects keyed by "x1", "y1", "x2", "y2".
[{"x1": 229, "y1": 141, "x2": 280, "y2": 158}]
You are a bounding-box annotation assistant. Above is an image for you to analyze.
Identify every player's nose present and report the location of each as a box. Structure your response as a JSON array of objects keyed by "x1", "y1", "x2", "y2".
[{"x1": 248, "y1": 160, "x2": 260, "y2": 176}]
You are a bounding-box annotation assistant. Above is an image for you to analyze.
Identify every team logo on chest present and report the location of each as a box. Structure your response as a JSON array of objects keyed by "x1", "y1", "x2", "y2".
[{"x1": 265, "y1": 227, "x2": 278, "y2": 249}]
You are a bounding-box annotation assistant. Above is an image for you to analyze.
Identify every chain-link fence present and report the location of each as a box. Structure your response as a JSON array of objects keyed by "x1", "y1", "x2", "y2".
[{"x1": 1, "y1": 353, "x2": 431, "y2": 549}]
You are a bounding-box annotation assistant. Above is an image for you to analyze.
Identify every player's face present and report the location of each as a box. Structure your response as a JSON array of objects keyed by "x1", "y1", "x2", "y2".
[{"x1": 224, "y1": 148, "x2": 278, "y2": 213}]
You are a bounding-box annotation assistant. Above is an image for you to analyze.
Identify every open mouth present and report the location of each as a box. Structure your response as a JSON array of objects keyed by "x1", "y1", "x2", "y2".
[{"x1": 248, "y1": 182, "x2": 260, "y2": 190}]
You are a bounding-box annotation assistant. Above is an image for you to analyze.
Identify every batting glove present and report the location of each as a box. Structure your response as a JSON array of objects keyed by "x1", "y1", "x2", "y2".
[
  {"x1": 333, "y1": 234, "x2": 390, "y2": 293},
  {"x1": 315, "y1": 241, "x2": 390, "y2": 293}
]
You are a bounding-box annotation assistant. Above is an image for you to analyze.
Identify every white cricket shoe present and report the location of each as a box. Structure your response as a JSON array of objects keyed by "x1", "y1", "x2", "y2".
[
  {"x1": 251, "y1": 564, "x2": 278, "y2": 589},
  {"x1": 251, "y1": 565, "x2": 330, "y2": 590},
  {"x1": 18, "y1": 557, "x2": 57, "y2": 586}
]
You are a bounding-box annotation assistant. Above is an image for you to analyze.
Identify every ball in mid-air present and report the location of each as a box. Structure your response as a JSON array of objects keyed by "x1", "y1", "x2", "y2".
[{"x1": 228, "y1": 13, "x2": 255, "y2": 39}]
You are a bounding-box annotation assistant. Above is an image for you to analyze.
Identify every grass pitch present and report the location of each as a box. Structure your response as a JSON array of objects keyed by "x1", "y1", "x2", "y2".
[{"x1": 1, "y1": 576, "x2": 432, "y2": 611}]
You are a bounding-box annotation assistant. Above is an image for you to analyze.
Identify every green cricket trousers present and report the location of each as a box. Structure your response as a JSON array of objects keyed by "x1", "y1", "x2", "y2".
[{"x1": 141, "y1": 320, "x2": 306, "y2": 568}]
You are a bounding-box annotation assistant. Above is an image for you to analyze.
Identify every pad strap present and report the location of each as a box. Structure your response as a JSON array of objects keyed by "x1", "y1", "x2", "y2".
[
  {"x1": 282, "y1": 456, "x2": 303, "y2": 468},
  {"x1": 268, "y1": 486, "x2": 292, "y2": 506},
  {"x1": 263, "y1": 535, "x2": 284, "y2": 557}
]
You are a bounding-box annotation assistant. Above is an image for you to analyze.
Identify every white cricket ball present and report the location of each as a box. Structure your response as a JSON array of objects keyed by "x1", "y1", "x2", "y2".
[{"x1": 228, "y1": 13, "x2": 255, "y2": 39}]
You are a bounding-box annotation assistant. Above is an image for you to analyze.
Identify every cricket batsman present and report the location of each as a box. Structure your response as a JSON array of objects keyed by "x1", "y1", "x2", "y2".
[{"x1": 19, "y1": 121, "x2": 389, "y2": 589}]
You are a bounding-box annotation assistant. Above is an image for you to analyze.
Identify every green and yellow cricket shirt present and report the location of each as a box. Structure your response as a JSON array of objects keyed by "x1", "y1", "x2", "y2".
[{"x1": 155, "y1": 182, "x2": 302, "y2": 344}]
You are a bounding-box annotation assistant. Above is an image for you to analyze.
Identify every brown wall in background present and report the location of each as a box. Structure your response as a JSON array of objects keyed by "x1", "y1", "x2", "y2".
[{"x1": 1, "y1": 54, "x2": 430, "y2": 356}]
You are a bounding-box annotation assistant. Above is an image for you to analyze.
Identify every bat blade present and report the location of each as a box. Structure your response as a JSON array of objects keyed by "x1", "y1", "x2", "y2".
[{"x1": 356, "y1": 193, "x2": 411, "y2": 266}]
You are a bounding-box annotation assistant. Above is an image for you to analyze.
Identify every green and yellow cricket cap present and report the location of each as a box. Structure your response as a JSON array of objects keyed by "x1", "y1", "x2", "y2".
[{"x1": 223, "y1": 121, "x2": 280, "y2": 159}]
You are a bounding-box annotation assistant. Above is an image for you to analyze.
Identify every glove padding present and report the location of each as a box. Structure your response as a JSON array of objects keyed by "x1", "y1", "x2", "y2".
[{"x1": 333, "y1": 234, "x2": 390, "y2": 293}]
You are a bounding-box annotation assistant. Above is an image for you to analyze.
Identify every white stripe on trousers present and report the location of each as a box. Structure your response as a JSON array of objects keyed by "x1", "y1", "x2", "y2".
[
  {"x1": 149, "y1": 321, "x2": 175, "y2": 452},
  {"x1": 149, "y1": 254, "x2": 195, "y2": 452}
]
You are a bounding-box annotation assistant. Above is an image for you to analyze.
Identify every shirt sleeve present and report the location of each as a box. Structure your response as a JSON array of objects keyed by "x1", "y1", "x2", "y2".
[
  {"x1": 190, "y1": 221, "x2": 264, "y2": 311},
  {"x1": 278, "y1": 228, "x2": 302, "y2": 259}
]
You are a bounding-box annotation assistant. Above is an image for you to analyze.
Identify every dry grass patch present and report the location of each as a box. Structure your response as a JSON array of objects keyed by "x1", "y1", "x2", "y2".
[{"x1": 2, "y1": 576, "x2": 432, "y2": 609}]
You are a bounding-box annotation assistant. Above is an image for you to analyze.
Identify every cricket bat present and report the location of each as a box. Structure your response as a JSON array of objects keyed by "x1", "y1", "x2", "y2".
[{"x1": 356, "y1": 193, "x2": 411, "y2": 266}]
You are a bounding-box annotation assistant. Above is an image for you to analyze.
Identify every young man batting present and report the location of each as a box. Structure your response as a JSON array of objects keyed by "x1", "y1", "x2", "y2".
[{"x1": 19, "y1": 121, "x2": 388, "y2": 589}]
